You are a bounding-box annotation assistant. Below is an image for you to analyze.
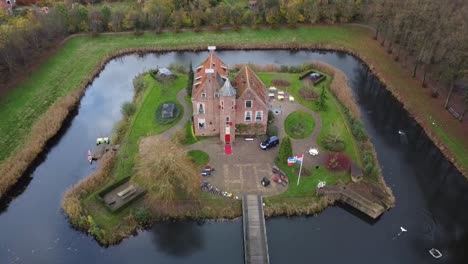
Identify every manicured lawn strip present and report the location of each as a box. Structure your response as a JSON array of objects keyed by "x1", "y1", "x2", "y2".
[
  {"x1": 1, "y1": 25, "x2": 466, "y2": 175},
  {"x1": 257, "y1": 72, "x2": 360, "y2": 164},
  {"x1": 284, "y1": 111, "x2": 315, "y2": 139},
  {"x1": 114, "y1": 75, "x2": 186, "y2": 180},
  {"x1": 187, "y1": 150, "x2": 209, "y2": 167},
  {"x1": 181, "y1": 121, "x2": 198, "y2": 145}
]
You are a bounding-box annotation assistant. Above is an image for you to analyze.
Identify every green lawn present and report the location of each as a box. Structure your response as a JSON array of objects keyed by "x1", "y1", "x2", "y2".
[
  {"x1": 284, "y1": 110, "x2": 315, "y2": 139},
  {"x1": 1, "y1": 25, "x2": 466, "y2": 179},
  {"x1": 187, "y1": 150, "x2": 209, "y2": 167},
  {"x1": 258, "y1": 72, "x2": 361, "y2": 164},
  {"x1": 271, "y1": 163, "x2": 349, "y2": 198},
  {"x1": 180, "y1": 121, "x2": 198, "y2": 145}
]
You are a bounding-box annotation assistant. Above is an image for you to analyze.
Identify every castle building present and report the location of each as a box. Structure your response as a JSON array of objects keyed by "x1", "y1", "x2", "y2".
[{"x1": 191, "y1": 47, "x2": 268, "y2": 153}]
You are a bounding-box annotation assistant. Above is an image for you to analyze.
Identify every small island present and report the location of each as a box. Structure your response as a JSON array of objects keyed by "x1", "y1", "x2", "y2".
[{"x1": 62, "y1": 47, "x2": 394, "y2": 245}]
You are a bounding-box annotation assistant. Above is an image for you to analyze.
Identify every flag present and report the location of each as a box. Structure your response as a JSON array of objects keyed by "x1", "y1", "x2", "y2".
[
  {"x1": 287, "y1": 157, "x2": 296, "y2": 166},
  {"x1": 295, "y1": 154, "x2": 304, "y2": 164}
]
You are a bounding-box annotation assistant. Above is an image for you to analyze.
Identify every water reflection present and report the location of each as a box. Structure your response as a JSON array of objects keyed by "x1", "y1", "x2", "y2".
[
  {"x1": 151, "y1": 222, "x2": 204, "y2": 257},
  {"x1": 0, "y1": 50, "x2": 466, "y2": 264}
]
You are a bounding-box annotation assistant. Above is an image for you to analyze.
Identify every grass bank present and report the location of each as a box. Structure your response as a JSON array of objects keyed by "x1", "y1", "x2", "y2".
[{"x1": 2, "y1": 25, "x2": 466, "y2": 200}]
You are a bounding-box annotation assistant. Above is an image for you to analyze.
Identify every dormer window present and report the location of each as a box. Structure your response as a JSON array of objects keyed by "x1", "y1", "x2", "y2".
[
  {"x1": 245, "y1": 100, "x2": 252, "y2": 108},
  {"x1": 215, "y1": 93, "x2": 219, "y2": 98},
  {"x1": 212, "y1": 63, "x2": 216, "y2": 67}
]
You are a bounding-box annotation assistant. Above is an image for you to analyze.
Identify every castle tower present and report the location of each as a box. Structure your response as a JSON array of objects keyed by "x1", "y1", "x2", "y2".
[{"x1": 218, "y1": 79, "x2": 237, "y2": 144}]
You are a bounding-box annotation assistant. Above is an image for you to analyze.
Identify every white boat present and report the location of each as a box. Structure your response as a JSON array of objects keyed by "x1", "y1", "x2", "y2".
[
  {"x1": 87, "y1": 150, "x2": 92, "y2": 164},
  {"x1": 429, "y1": 248, "x2": 442, "y2": 258}
]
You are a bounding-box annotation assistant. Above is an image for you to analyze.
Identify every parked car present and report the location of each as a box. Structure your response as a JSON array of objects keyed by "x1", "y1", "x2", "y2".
[
  {"x1": 201, "y1": 166, "x2": 215, "y2": 176},
  {"x1": 260, "y1": 136, "x2": 279, "y2": 150}
]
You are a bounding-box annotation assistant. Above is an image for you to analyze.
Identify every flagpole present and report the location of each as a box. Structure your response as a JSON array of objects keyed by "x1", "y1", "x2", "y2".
[{"x1": 297, "y1": 154, "x2": 303, "y2": 186}]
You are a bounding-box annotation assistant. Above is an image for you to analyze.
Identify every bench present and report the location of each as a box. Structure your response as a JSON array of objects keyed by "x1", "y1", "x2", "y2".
[
  {"x1": 117, "y1": 185, "x2": 136, "y2": 198},
  {"x1": 447, "y1": 107, "x2": 461, "y2": 120}
]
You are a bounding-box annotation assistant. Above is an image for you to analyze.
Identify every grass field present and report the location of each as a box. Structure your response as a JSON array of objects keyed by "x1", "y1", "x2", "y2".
[{"x1": 1, "y1": 25, "x2": 466, "y2": 182}]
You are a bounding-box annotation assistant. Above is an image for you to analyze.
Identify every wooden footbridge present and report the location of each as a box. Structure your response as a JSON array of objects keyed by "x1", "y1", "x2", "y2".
[{"x1": 242, "y1": 194, "x2": 270, "y2": 264}]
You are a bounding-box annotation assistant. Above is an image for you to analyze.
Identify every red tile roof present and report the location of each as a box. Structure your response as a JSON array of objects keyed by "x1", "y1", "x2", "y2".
[
  {"x1": 232, "y1": 65, "x2": 267, "y2": 104},
  {"x1": 192, "y1": 53, "x2": 228, "y2": 98}
]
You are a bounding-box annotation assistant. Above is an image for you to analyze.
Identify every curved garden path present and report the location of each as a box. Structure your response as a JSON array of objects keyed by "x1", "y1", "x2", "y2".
[{"x1": 162, "y1": 89, "x2": 191, "y2": 138}]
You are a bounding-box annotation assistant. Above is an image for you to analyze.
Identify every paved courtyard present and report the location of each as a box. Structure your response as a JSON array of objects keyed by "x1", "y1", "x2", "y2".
[{"x1": 187, "y1": 138, "x2": 287, "y2": 197}]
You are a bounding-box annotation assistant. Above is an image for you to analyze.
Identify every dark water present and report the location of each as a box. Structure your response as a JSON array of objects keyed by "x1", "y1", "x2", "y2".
[{"x1": 0, "y1": 51, "x2": 466, "y2": 264}]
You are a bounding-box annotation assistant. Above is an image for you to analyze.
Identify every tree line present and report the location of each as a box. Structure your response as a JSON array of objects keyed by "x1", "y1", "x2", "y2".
[
  {"x1": 366, "y1": 0, "x2": 468, "y2": 119},
  {"x1": 0, "y1": 0, "x2": 366, "y2": 85}
]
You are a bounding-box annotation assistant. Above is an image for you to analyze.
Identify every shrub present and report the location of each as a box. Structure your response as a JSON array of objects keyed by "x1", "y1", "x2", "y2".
[
  {"x1": 299, "y1": 87, "x2": 319, "y2": 101},
  {"x1": 325, "y1": 152, "x2": 351, "y2": 171},
  {"x1": 322, "y1": 135, "x2": 345, "y2": 152},
  {"x1": 121, "y1": 102, "x2": 136, "y2": 117},
  {"x1": 132, "y1": 207, "x2": 153, "y2": 227},
  {"x1": 315, "y1": 86, "x2": 328, "y2": 111},
  {"x1": 351, "y1": 120, "x2": 368, "y2": 141},
  {"x1": 275, "y1": 137, "x2": 293, "y2": 165},
  {"x1": 133, "y1": 74, "x2": 146, "y2": 95},
  {"x1": 168, "y1": 63, "x2": 187, "y2": 74},
  {"x1": 266, "y1": 124, "x2": 278, "y2": 137},
  {"x1": 268, "y1": 110, "x2": 275, "y2": 124}
]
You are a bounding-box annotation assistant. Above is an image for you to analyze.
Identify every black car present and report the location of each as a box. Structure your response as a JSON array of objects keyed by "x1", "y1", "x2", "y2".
[{"x1": 260, "y1": 136, "x2": 279, "y2": 150}]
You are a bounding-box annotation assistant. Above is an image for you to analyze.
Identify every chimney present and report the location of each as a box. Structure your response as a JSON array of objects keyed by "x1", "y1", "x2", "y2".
[
  {"x1": 208, "y1": 46, "x2": 216, "y2": 53},
  {"x1": 208, "y1": 46, "x2": 216, "y2": 69}
]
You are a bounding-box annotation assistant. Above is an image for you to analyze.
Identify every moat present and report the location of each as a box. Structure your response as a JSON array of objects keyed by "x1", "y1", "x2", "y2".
[{"x1": 0, "y1": 51, "x2": 467, "y2": 264}]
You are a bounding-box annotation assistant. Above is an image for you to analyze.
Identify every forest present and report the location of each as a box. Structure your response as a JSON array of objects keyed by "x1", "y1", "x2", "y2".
[{"x1": 0, "y1": 0, "x2": 467, "y2": 117}]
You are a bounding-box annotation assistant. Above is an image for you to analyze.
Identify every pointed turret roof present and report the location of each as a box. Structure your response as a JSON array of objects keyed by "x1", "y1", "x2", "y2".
[{"x1": 219, "y1": 79, "x2": 236, "y2": 97}]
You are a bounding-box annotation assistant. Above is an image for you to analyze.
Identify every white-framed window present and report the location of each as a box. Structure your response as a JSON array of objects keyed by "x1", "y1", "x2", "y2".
[
  {"x1": 245, "y1": 111, "x2": 252, "y2": 122},
  {"x1": 220, "y1": 100, "x2": 224, "y2": 110},
  {"x1": 201, "y1": 93, "x2": 206, "y2": 98},
  {"x1": 195, "y1": 76, "x2": 202, "y2": 81},
  {"x1": 245, "y1": 100, "x2": 252, "y2": 108},
  {"x1": 226, "y1": 116, "x2": 230, "y2": 125},
  {"x1": 255, "y1": 111, "x2": 263, "y2": 122},
  {"x1": 215, "y1": 93, "x2": 219, "y2": 98},
  {"x1": 197, "y1": 103, "x2": 205, "y2": 114},
  {"x1": 198, "y1": 118, "x2": 205, "y2": 129}
]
